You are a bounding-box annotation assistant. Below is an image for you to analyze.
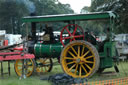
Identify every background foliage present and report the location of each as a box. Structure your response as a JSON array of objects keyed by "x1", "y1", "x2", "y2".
[
  {"x1": 82, "y1": 0, "x2": 128, "y2": 35},
  {"x1": 0, "y1": 0, "x2": 74, "y2": 34},
  {"x1": 0, "y1": 0, "x2": 127, "y2": 35}
]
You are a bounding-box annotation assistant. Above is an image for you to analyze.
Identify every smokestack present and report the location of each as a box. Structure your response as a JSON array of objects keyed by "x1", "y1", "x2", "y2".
[
  {"x1": 30, "y1": 13, "x2": 36, "y2": 42},
  {"x1": 30, "y1": 12, "x2": 36, "y2": 16}
]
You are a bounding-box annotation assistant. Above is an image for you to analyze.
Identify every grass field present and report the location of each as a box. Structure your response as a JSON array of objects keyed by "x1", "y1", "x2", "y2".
[{"x1": 0, "y1": 60, "x2": 128, "y2": 85}]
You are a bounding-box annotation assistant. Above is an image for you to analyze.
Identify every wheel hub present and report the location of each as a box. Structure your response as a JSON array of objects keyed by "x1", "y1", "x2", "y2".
[
  {"x1": 76, "y1": 58, "x2": 81, "y2": 63},
  {"x1": 70, "y1": 35, "x2": 74, "y2": 39}
]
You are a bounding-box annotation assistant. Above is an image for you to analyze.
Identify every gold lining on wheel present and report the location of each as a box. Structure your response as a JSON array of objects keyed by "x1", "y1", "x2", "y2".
[
  {"x1": 61, "y1": 41, "x2": 98, "y2": 78},
  {"x1": 15, "y1": 59, "x2": 35, "y2": 77}
]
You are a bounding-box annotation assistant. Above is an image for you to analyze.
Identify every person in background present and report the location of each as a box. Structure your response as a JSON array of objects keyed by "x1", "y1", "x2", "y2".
[{"x1": 99, "y1": 27, "x2": 110, "y2": 52}]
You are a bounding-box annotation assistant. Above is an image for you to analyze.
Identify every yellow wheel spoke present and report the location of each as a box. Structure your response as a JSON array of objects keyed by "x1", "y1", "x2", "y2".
[
  {"x1": 81, "y1": 64, "x2": 88, "y2": 73},
  {"x1": 64, "y1": 57, "x2": 74, "y2": 60},
  {"x1": 44, "y1": 62, "x2": 50, "y2": 64},
  {"x1": 78, "y1": 46, "x2": 80, "y2": 57},
  {"x1": 68, "y1": 64, "x2": 76, "y2": 72},
  {"x1": 81, "y1": 45, "x2": 85, "y2": 56},
  {"x1": 75, "y1": 64, "x2": 78, "y2": 74},
  {"x1": 27, "y1": 62, "x2": 32, "y2": 65},
  {"x1": 27, "y1": 63, "x2": 31, "y2": 65},
  {"x1": 85, "y1": 60, "x2": 94, "y2": 64},
  {"x1": 67, "y1": 61, "x2": 75, "y2": 65},
  {"x1": 18, "y1": 69, "x2": 22, "y2": 72},
  {"x1": 85, "y1": 63, "x2": 92, "y2": 70},
  {"x1": 85, "y1": 56, "x2": 93, "y2": 59},
  {"x1": 71, "y1": 46, "x2": 77, "y2": 56},
  {"x1": 42, "y1": 59, "x2": 48, "y2": 64},
  {"x1": 79, "y1": 66, "x2": 81, "y2": 77},
  {"x1": 81, "y1": 51, "x2": 90, "y2": 58},
  {"x1": 27, "y1": 63, "x2": 32, "y2": 65},
  {"x1": 68, "y1": 51, "x2": 76, "y2": 58},
  {"x1": 38, "y1": 58, "x2": 47, "y2": 63}
]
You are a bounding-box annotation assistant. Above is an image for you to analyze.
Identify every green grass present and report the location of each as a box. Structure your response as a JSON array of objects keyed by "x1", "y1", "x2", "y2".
[
  {"x1": 89, "y1": 61, "x2": 128, "y2": 81},
  {"x1": 0, "y1": 61, "x2": 128, "y2": 85}
]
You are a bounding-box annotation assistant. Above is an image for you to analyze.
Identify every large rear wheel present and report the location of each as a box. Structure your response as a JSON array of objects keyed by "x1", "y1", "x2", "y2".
[{"x1": 60, "y1": 40, "x2": 100, "y2": 78}]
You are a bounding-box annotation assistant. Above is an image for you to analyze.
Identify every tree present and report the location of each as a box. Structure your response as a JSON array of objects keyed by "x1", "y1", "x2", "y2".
[
  {"x1": 33, "y1": 0, "x2": 74, "y2": 15},
  {"x1": 81, "y1": 6, "x2": 90, "y2": 13},
  {"x1": 0, "y1": 0, "x2": 74, "y2": 34},
  {"x1": 0, "y1": 0, "x2": 28, "y2": 34},
  {"x1": 90, "y1": 0, "x2": 128, "y2": 33}
]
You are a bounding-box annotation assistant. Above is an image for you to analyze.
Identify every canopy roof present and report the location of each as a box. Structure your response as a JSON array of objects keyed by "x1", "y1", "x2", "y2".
[{"x1": 22, "y1": 11, "x2": 117, "y2": 23}]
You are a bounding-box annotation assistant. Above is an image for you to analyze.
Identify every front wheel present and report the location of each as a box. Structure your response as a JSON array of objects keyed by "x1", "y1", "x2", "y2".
[
  {"x1": 60, "y1": 40, "x2": 100, "y2": 78},
  {"x1": 14, "y1": 59, "x2": 35, "y2": 77}
]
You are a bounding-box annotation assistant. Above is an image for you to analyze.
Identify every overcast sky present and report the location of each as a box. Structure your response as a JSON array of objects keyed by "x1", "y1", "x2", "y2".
[{"x1": 58, "y1": 0, "x2": 91, "y2": 13}]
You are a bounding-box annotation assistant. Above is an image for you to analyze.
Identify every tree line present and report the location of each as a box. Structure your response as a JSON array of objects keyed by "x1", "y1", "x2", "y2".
[
  {"x1": 0, "y1": 0, "x2": 127, "y2": 36},
  {"x1": 0, "y1": 0, "x2": 74, "y2": 34},
  {"x1": 81, "y1": 0, "x2": 128, "y2": 35}
]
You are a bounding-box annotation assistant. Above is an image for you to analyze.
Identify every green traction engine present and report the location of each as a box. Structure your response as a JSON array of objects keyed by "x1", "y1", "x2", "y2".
[{"x1": 14, "y1": 12, "x2": 119, "y2": 78}]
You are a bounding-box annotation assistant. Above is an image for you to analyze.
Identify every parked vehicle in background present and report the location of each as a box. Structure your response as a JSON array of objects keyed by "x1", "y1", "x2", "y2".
[
  {"x1": 115, "y1": 34, "x2": 128, "y2": 61},
  {"x1": 115, "y1": 34, "x2": 128, "y2": 45},
  {"x1": 5, "y1": 34, "x2": 22, "y2": 45}
]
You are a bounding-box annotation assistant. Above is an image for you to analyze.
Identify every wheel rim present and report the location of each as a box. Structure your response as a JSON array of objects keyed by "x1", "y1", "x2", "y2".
[
  {"x1": 60, "y1": 24, "x2": 84, "y2": 47},
  {"x1": 61, "y1": 40, "x2": 99, "y2": 78},
  {"x1": 15, "y1": 59, "x2": 35, "y2": 77},
  {"x1": 36, "y1": 58, "x2": 53, "y2": 73}
]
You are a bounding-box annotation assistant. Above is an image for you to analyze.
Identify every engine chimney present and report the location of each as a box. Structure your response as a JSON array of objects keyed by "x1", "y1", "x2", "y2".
[
  {"x1": 27, "y1": 13, "x2": 36, "y2": 54},
  {"x1": 30, "y1": 13, "x2": 36, "y2": 42}
]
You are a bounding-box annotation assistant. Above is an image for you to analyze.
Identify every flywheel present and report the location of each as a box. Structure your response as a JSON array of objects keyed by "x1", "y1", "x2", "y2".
[
  {"x1": 60, "y1": 40, "x2": 100, "y2": 78},
  {"x1": 60, "y1": 24, "x2": 84, "y2": 47}
]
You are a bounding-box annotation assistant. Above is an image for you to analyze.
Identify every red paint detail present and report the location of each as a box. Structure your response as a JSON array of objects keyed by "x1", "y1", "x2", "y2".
[
  {"x1": 0, "y1": 52, "x2": 35, "y2": 61},
  {"x1": 60, "y1": 24, "x2": 84, "y2": 47},
  {"x1": 3, "y1": 40, "x2": 8, "y2": 46},
  {"x1": 13, "y1": 45, "x2": 23, "y2": 51}
]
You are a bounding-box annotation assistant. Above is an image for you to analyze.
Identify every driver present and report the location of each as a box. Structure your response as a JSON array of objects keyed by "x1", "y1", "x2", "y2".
[
  {"x1": 103, "y1": 27, "x2": 110, "y2": 43},
  {"x1": 43, "y1": 24, "x2": 54, "y2": 43}
]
